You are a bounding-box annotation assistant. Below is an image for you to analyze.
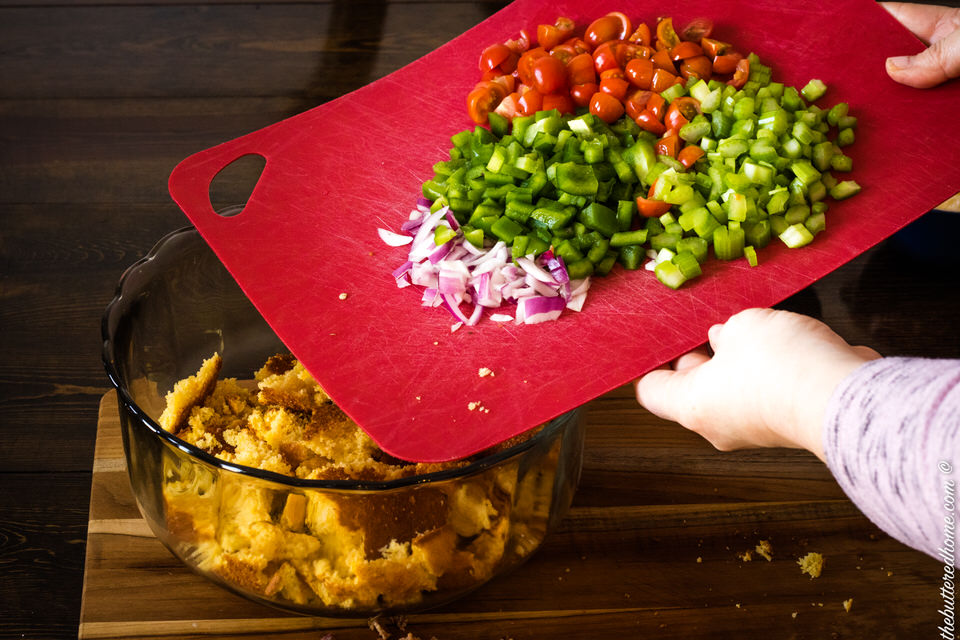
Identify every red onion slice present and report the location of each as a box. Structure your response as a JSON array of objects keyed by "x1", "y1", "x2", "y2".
[
  {"x1": 378, "y1": 227, "x2": 414, "y2": 247},
  {"x1": 515, "y1": 295, "x2": 566, "y2": 325}
]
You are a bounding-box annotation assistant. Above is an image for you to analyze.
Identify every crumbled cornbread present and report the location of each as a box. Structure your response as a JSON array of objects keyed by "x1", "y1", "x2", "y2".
[
  {"x1": 157, "y1": 353, "x2": 555, "y2": 611},
  {"x1": 797, "y1": 552, "x2": 824, "y2": 578},
  {"x1": 843, "y1": 598, "x2": 853, "y2": 612},
  {"x1": 755, "y1": 539, "x2": 773, "y2": 562}
]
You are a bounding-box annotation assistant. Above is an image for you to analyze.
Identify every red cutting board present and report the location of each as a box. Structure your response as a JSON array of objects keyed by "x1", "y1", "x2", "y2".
[{"x1": 169, "y1": 0, "x2": 960, "y2": 462}]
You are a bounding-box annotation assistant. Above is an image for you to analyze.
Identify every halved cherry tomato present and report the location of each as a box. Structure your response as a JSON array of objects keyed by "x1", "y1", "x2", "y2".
[
  {"x1": 479, "y1": 43, "x2": 512, "y2": 73},
  {"x1": 670, "y1": 41, "x2": 704, "y2": 61},
  {"x1": 645, "y1": 92, "x2": 667, "y2": 119},
  {"x1": 570, "y1": 82, "x2": 598, "y2": 107},
  {"x1": 517, "y1": 86, "x2": 543, "y2": 116},
  {"x1": 650, "y1": 67, "x2": 678, "y2": 93},
  {"x1": 680, "y1": 55, "x2": 712, "y2": 80},
  {"x1": 701, "y1": 37, "x2": 730, "y2": 58},
  {"x1": 729, "y1": 57, "x2": 750, "y2": 88},
  {"x1": 487, "y1": 74, "x2": 515, "y2": 93},
  {"x1": 516, "y1": 47, "x2": 547, "y2": 86},
  {"x1": 494, "y1": 92, "x2": 521, "y2": 119},
  {"x1": 549, "y1": 44, "x2": 578, "y2": 66},
  {"x1": 613, "y1": 41, "x2": 645, "y2": 68},
  {"x1": 713, "y1": 52, "x2": 742, "y2": 75},
  {"x1": 504, "y1": 29, "x2": 532, "y2": 54},
  {"x1": 563, "y1": 36, "x2": 592, "y2": 55},
  {"x1": 634, "y1": 109, "x2": 666, "y2": 135},
  {"x1": 624, "y1": 89, "x2": 652, "y2": 120},
  {"x1": 466, "y1": 81, "x2": 507, "y2": 124},
  {"x1": 636, "y1": 194, "x2": 672, "y2": 217},
  {"x1": 542, "y1": 92, "x2": 575, "y2": 114},
  {"x1": 651, "y1": 48, "x2": 678, "y2": 74},
  {"x1": 567, "y1": 53, "x2": 597, "y2": 85},
  {"x1": 655, "y1": 133, "x2": 680, "y2": 158},
  {"x1": 600, "y1": 67, "x2": 626, "y2": 80},
  {"x1": 625, "y1": 58, "x2": 655, "y2": 89},
  {"x1": 585, "y1": 11, "x2": 632, "y2": 48},
  {"x1": 679, "y1": 17, "x2": 714, "y2": 42},
  {"x1": 599, "y1": 76, "x2": 629, "y2": 100},
  {"x1": 628, "y1": 22, "x2": 652, "y2": 46},
  {"x1": 655, "y1": 17, "x2": 680, "y2": 50},
  {"x1": 537, "y1": 16, "x2": 576, "y2": 50},
  {"x1": 592, "y1": 41, "x2": 623, "y2": 74},
  {"x1": 677, "y1": 144, "x2": 705, "y2": 169},
  {"x1": 665, "y1": 96, "x2": 699, "y2": 131},
  {"x1": 589, "y1": 91, "x2": 625, "y2": 123},
  {"x1": 532, "y1": 55, "x2": 567, "y2": 94}
]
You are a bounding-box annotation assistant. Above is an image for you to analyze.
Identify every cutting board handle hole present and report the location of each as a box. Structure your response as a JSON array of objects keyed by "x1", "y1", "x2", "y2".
[{"x1": 209, "y1": 153, "x2": 266, "y2": 216}]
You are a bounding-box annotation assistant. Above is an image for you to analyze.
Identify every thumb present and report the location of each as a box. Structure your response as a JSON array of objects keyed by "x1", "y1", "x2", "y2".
[
  {"x1": 887, "y1": 29, "x2": 960, "y2": 88},
  {"x1": 635, "y1": 366, "x2": 694, "y2": 424}
]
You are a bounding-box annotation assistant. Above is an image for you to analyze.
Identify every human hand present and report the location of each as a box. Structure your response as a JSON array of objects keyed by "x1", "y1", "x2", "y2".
[
  {"x1": 882, "y1": 2, "x2": 960, "y2": 87},
  {"x1": 634, "y1": 308, "x2": 880, "y2": 461}
]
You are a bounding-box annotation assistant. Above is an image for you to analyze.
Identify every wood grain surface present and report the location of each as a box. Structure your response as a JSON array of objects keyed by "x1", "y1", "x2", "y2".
[
  {"x1": 81, "y1": 390, "x2": 941, "y2": 640},
  {"x1": 2, "y1": 0, "x2": 959, "y2": 638}
]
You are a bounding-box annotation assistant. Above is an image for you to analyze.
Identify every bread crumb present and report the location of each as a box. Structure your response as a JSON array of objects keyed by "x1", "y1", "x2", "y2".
[
  {"x1": 843, "y1": 598, "x2": 853, "y2": 612},
  {"x1": 478, "y1": 367, "x2": 494, "y2": 377},
  {"x1": 696, "y1": 556, "x2": 702, "y2": 563},
  {"x1": 735, "y1": 603, "x2": 741, "y2": 609},
  {"x1": 338, "y1": 292, "x2": 348, "y2": 300},
  {"x1": 791, "y1": 612, "x2": 798, "y2": 619},
  {"x1": 738, "y1": 551, "x2": 753, "y2": 562},
  {"x1": 797, "y1": 552, "x2": 824, "y2": 578},
  {"x1": 755, "y1": 539, "x2": 773, "y2": 562},
  {"x1": 466, "y1": 400, "x2": 490, "y2": 413},
  {"x1": 887, "y1": 570, "x2": 893, "y2": 577}
]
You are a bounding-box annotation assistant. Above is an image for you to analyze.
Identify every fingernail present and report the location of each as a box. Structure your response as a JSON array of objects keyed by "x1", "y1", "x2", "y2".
[{"x1": 887, "y1": 55, "x2": 912, "y2": 70}]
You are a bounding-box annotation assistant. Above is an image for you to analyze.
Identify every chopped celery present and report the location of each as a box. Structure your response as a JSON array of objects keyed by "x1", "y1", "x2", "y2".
[
  {"x1": 779, "y1": 223, "x2": 814, "y2": 248},
  {"x1": 830, "y1": 180, "x2": 861, "y2": 200}
]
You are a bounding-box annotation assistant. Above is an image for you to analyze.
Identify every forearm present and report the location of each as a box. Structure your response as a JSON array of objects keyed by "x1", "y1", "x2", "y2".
[{"x1": 824, "y1": 357, "x2": 960, "y2": 564}]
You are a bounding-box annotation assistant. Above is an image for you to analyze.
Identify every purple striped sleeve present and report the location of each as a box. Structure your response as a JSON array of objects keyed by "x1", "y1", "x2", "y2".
[{"x1": 824, "y1": 357, "x2": 960, "y2": 565}]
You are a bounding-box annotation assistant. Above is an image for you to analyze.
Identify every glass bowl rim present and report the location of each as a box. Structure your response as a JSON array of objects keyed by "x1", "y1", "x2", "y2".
[{"x1": 101, "y1": 225, "x2": 580, "y2": 491}]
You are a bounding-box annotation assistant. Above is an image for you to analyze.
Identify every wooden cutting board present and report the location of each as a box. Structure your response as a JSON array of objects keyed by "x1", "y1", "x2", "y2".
[
  {"x1": 80, "y1": 390, "x2": 943, "y2": 639},
  {"x1": 169, "y1": 0, "x2": 960, "y2": 463}
]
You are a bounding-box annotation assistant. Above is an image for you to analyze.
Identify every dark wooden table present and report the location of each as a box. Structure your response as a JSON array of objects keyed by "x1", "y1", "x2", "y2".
[{"x1": 2, "y1": 1, "x2": 959, "y2": 638}]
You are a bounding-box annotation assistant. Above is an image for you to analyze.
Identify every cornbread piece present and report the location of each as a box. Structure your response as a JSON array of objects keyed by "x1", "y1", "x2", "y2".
[
  {"x1": 158, "y1": 353, "x2": 222, "y2": 434},
  {"x1": 255, "y1": 354, "x2": 330, "y2": 412},
  {"x1": 158, "y1": 353, "x2": 559, "y2": 611},
  {"x1": 755, "y1": 539, "x2": 773, "y2": 561},
  {"x1": 797, "y1": 551, "x2": 824, "y2": 578}
]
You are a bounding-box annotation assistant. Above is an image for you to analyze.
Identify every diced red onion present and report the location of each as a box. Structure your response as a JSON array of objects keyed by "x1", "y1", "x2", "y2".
[
  {"x1": 445, "y1": 210, "x2": 461, "y2": 231},
  {"x1": 383, "y1": 202, "x2": 591, "y2": 326},
  {"x1": 392, "y1": 260, "x2": 412, "y2": 280},
  {"x1": 515, "y1": 295, "x2": 566, "y2": 325},
  {"x1": 428, "y1": 240, "x2": 454, "y2": 264},
  {"x1": 378, "y1": 227, "x2": 414, "y2": 247},
  {"x1": 416, "y1": 196, "x2": 433, "y2": 209},
  {"x1": 515, "y1": 256, "x2": 558, "y2": 285}
]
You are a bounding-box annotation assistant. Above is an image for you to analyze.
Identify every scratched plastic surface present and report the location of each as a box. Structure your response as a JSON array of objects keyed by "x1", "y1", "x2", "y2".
[{"x1": 168, "y1": 0, "x2": 960, "y2": 462}]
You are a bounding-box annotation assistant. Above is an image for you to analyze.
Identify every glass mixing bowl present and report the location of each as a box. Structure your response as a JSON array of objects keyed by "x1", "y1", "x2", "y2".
[{"x1": 101, "y1": 223, "x2": 585, "y2": 616}]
